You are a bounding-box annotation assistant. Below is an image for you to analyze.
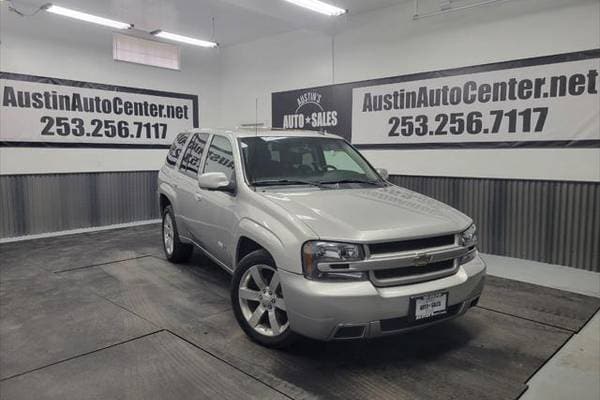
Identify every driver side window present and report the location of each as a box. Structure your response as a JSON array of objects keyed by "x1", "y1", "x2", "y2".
[{"x1": 204, "y1": 135, "x2": 235, "y2": 181}]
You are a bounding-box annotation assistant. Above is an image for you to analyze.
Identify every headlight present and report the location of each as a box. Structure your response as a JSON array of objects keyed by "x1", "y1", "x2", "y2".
[
  {"x1": 460, "y1": 224, "x2": 478, "y2": 248},
  {"x1": 302, "y1": 241, "x2": 366, "y2": 281},
  {"x1": 459, "y1": 224, "x2": 478, "y2": 265}
]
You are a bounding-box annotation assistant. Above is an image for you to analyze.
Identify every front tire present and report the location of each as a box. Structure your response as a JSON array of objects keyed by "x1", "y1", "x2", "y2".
[
  {"x1": 231, "y1": 249, "x2": 297, "y2": 348},
  {"x1": 162, "y1": 205, "x2": 193, "y2": 263}
]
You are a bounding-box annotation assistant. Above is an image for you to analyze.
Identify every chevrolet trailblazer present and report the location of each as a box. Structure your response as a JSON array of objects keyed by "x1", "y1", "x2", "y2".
[{"x1": 158, "y1": 129, "x2": 485, "y2": 347}]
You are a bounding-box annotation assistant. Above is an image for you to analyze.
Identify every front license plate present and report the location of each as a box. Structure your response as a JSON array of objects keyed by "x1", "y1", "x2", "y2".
[{"x1": 413, "y1": 292, "x2": 448, "y2": 320}]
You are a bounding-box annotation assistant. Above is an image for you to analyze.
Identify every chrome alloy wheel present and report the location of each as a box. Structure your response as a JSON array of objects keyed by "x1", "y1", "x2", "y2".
[
  {"x1": 163, "y1": 213, "x2": 174, "y2": 256},
  {"x1": 238, "y1": 265, "x2": 289, "y2": 337}
]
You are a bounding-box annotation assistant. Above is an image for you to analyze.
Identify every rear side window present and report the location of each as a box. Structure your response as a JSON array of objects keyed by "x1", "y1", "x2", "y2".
[
  {"x1": 179, "y1": 133, "x2": 209, "y2": 178},
  {"x1": 204, "y1": 135, "x2": 235, "y2": 181},
  {"x1": 166, "y1": 133, "x2": 190, "y2": 167}
]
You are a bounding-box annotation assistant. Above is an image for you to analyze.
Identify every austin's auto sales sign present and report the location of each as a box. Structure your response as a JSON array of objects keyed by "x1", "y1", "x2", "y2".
[
  {"x1": 272, "y1": 50, "x2": 600, "y2": 149},
  {"x1": 0, "y1": 72, "x2": 199, "y2": 147},
  {"x1": 281, "y1": 91, "x2": 338, "y2": 130}
]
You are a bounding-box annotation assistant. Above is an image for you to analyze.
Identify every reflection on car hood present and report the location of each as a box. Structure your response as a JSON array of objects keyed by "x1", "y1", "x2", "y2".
[{"x1": 259, "y1": 185, "x2": 471, "y2": 242}]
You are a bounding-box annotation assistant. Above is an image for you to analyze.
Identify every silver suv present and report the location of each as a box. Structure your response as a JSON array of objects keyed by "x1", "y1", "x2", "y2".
[{"x1": 158, "y1": 129, "x2": 485, "y2": 347}]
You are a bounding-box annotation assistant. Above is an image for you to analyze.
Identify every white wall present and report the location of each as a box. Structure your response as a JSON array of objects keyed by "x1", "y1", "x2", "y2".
[
  {"x1": 218, "y1": 0, "x2": 600, "y2": 182},
  {"x1": 0, "y1": 7, "x2": 221, "y2": 174},
  {"x1": 1, "y1": 0, "x2": 599, "y2": 180}
]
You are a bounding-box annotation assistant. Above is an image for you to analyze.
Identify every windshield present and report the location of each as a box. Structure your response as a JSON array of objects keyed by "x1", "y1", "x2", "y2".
[{"x1": 239, "y1": 136, "x2": 383, "y2": 187}]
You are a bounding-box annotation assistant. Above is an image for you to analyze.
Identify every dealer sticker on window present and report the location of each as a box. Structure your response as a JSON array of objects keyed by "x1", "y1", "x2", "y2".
[{"x1": 413, "y1": 292, "x2": 448, "y2": 320}]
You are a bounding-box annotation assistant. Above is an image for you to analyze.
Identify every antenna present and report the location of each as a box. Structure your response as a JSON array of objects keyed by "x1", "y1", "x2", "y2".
[
  {"x1": 255, "y1": 98, "x2": 258, "y2": 136},
  {"x1": 331, "y1": 35, "x2": 335, "y2": 84}
]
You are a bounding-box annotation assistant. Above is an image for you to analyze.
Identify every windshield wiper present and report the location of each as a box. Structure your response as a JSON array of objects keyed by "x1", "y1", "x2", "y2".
[
  {"x1": 251, "y1": 179, "x2": 324, "y2": 188},
  {"x1": 319, "y1": 179, "x2": 383, "y2": 186}
]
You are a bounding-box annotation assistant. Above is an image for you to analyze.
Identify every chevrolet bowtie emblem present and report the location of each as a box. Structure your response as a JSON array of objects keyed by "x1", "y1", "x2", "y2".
[{"x1": 413, "y1": 252, "x2": 433, "y2": 266}]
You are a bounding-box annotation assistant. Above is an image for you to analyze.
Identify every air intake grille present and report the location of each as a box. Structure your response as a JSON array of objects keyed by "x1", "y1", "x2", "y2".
[{"x1": 333, "y1": 325, "x2": 366, "y2": 339}]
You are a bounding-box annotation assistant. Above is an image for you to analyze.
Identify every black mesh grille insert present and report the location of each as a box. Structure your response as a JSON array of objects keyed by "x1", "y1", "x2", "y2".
[
  {"x1": 373, "y1": 259, "x2": 455, "y2": 281},
  {"x1": 369, "y1": 235, "x2": 455, "y2": 255}
]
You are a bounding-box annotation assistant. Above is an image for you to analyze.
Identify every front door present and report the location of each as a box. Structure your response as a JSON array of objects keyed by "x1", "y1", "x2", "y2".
[{"x1": 193, "y1": 135, "x2": 238, "y2": 266}]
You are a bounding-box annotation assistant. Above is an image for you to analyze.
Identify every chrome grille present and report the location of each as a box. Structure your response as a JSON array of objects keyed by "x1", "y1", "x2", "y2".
[{"x1": 366, "y1": 234, "x2": 465, "y2": 287}]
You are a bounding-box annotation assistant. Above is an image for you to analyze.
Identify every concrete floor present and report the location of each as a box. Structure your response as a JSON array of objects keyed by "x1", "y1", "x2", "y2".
[
  {"x1": 520, "y1": 312, "x2": 600, "y2": 400},
  {"x1": 1, "y1": 224, "x2": 599, "y2": 400},
  {"x1": 481, "y1": 254, "x2": 600, "y2": 400},
  {"x1": 483, "y1": 253, "x2": 600, "y2": 298}
]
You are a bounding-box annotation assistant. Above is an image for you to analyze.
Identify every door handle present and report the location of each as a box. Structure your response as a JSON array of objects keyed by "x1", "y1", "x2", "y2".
[{"x1": 194, "y1": 192, "x2": 204, "y2": 202}]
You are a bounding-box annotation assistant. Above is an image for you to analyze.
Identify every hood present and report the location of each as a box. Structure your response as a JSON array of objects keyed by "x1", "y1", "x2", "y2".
[{"x1": 259, "y1": 185, "x2": 471, "y2": 242}]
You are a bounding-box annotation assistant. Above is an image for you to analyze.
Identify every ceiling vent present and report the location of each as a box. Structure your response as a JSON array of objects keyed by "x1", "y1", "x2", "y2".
[{"x1": 113, "y1": 34, "x2": 180, "y2": 70}]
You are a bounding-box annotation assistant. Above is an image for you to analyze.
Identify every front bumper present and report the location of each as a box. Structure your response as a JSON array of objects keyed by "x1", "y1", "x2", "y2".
[{"x1": 280, "y1": 254, "x2": 486, "y2": 340}]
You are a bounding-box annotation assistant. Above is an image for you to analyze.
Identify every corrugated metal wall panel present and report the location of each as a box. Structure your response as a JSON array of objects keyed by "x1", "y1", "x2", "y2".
[
  {"x1": 1, "y1": 172, "x2": 597, "y2": 271},
  {"x1": 0, "y1": 171, "x2": 159, "y2": 238},
  {"x1": 390, "y1": 175, "x2": 600, "y2": 272}
]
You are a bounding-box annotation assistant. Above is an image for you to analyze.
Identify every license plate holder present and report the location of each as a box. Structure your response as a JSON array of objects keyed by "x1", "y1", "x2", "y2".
[{"x1": 411, "y1": 292, "x2": 448, "y2": 321}]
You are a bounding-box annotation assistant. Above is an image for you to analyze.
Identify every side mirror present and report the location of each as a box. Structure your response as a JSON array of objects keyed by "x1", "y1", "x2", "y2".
[
  {"x1": 198, "y1": 172, "x2": 235, "y2": 192},
  {"x1": 376, "y1": 168, "x2": 389, "y2": 181}
]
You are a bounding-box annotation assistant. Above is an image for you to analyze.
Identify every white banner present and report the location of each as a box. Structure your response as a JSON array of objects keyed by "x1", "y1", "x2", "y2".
[
  {"x1": 0, "y1": 73, "x2": 198, "y2": 147},
  {"x1": 352, "y1": 58, "x2": 600, "y2": 146}
]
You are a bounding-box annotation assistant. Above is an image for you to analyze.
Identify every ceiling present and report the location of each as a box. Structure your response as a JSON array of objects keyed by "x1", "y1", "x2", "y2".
[{"x1": 2, "y1": 0, "x2": 410, "y2": 47}]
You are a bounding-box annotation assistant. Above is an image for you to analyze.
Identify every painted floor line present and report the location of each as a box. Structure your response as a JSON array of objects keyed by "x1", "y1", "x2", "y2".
[
  {"x1": 476, "y1": 305, "x2": 575, "y2": 333},
  {"x1": 0, "y1": 330, "x2": 165, "y2": 383},
  {"x1": 165, "y1": 329, "x2": 297, "y2": 400},
  {"x1": 53, "y1": 254, "x2": 155, "y2": 274}
]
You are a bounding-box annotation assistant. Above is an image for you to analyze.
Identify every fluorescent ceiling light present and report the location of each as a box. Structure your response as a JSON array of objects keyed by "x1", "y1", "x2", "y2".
[
  {"x1": 44, "y1": 4, "x2": 132, "y2": 30},
  {"x1": 283, "y1": 0, "x2": 347, "y2": 16},
  {"x1": 151, "y1": 30, "x2": 218, "y2": 48}
]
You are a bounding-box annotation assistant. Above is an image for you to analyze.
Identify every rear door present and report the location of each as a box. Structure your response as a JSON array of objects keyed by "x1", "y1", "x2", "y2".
[
  {"x1": 175, "y1": 132, "x2": 210, "y2": 242},
  {"x1": 160, "y1": 132, "x2": 190, "y2": 228}
]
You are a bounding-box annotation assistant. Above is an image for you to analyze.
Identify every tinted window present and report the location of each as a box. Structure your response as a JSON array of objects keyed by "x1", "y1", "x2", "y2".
[
  {"x1": 166, "y1": 133, "x2": 190, "y2": 166},
  {"x1": 204, "y1": 136, "x2": 235, "y2": 181},
  {"x1": 179, "y1": 133, "x2": 209, "y2": 177}
]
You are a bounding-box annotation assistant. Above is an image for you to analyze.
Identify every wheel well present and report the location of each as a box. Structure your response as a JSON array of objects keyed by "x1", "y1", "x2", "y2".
[
  {"x1": 237, "y1": 237, "x2": 265, "y2": 264},
  {"x1": 159, "y1": 194, "x2": 171, "y2": 214}
]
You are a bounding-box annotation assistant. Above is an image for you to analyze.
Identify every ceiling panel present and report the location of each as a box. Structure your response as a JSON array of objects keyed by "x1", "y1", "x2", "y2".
[{"x1": 3, "y1": 0, "x2": 409, "y2": 46}]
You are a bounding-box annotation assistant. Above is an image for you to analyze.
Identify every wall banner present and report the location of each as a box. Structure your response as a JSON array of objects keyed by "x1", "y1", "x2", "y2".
[
  {"x1": 272, "y1": 49, "x2": 600, "y2": 149},
  {"x1": 0, "y1": 72, "x2": 199, "y2": 149}
]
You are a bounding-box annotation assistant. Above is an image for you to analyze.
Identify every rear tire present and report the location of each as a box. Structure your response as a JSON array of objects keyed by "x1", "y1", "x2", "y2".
[
  {"x1": 231, "y1": 249, "x2": 297, "y2": 348},
  {"x1": 162, "y1": 205, "x2": 193, "y2": 263}
]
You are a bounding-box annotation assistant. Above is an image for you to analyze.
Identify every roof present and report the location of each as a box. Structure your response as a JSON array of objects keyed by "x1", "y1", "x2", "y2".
[{"x1": 189, "y1": 128, "x2": 343, "y2": 140}]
